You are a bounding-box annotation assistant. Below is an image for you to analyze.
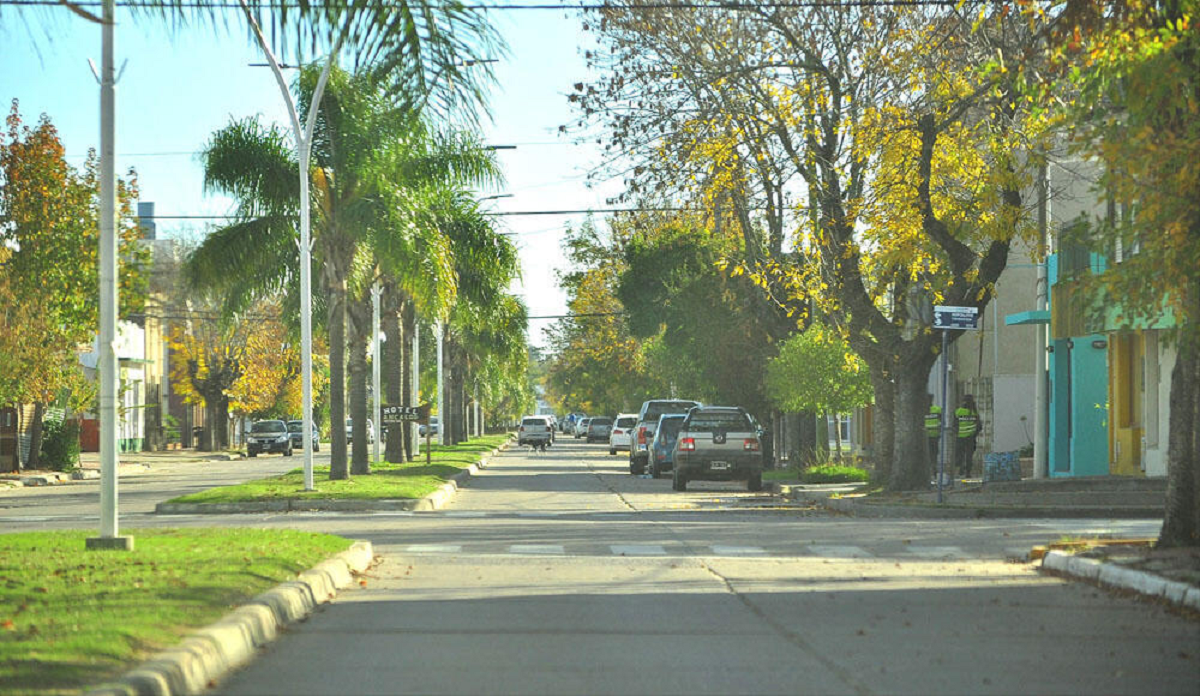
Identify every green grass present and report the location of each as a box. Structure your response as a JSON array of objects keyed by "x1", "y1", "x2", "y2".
[
  {"x1": 168, "y1": 434, "x2": 512, "y2": 505},
  {"x1": 763, "y1": 467, "x2": 801, "y2": 482},
  {"x1": 800, "y1": 464, "x2": 871, "y2": 484},
  {"x1": 0, "y1": 528, "x2": 351, "y2": 695}
]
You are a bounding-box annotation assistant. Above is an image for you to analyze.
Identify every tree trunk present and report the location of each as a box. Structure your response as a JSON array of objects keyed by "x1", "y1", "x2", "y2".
[
  {"x1": 383, "y1": 292, "x2": 405, "y2": 464},
  {"x1": 327, "y1": 279, "x2": 349, "y2": 480},
  {"x1": 26, "y1": 403, "x2": 45, "y2": 469},
  {"x1": 1160, "y1": 280, "x2": 1200, "y2": 547},
  {"x1": 832, "y1": 411, "x2": 843, "y2": 462},
  {"x1": 890, "y1": 365, "x2": 937, "y2": 490},
  {"x1": 870, "y1": 370, "x2": 895, "y2": 484},
  {"x1": 347, "y1": 297, "x2": 371, "y2": 476}
]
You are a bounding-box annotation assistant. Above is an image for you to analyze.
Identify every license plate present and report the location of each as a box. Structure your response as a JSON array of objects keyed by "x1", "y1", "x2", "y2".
[{"x1": 710, "y1": 461, "x2": 729, "y2": 470}]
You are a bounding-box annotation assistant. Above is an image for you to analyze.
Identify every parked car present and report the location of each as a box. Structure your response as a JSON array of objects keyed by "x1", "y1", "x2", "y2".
[
  {"x1": 586, "y1": 417, "x2": 613, "y2": 443},
  {"x1": 608, "y1": 413, "x2": 638, "y2": 455},
  {"x1": 671, "y1": 406, "x2": 763, "y2": 492},
  {"x1": 345, "y1": 418, "x2": 375, "y2": 445},
  {"x1": 286, "y1": 420, "x2": 319, "y2": 451},
  {"x1": 517, "y1": 415, "x2": 554, "y2": 448},
  {"x1": 419, "y1": 417, "x2": 440, "y2": 438},
  {"x1": 648, "y1": 413, "x2": 686, "y2": 478},
  {"x1": 247, "y1": 419, "x2": 293, "y2": 457},
  {"x1": 629, "y1": 399, "x2": 702, "y2": 474},
  {"x1": 575, "y1": 417, "x2": 592, "y2": 439}
]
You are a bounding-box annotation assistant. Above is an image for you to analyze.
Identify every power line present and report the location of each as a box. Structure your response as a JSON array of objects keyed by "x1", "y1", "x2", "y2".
[{"x1": 142, "y1": 206, "x2": 694, "y2": 221}]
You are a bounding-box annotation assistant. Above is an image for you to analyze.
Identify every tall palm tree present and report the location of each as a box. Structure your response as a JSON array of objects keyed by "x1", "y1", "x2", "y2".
[{"x1": 188, "y1": 67, "x2": 503, "y2": 478}]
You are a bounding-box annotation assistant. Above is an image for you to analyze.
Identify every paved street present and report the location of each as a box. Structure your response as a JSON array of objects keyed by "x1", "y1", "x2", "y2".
[
  {"x1": 177, "y1": 440, "x2": 1188, "y2": 696},
  {"x1": 2, "y1": 441, "x2": 1195, "y2": 694}
]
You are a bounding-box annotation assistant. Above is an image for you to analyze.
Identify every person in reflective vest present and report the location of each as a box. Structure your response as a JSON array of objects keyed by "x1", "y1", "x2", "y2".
[
  {"x1": 954, "y1": 395, "x2": 980, "y2": 478},
  {"x1": 925, "y1": 403, "x2": 942, "y2": 479}
]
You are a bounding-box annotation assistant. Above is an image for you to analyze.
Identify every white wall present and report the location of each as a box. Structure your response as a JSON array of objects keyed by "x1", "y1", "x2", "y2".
[
  {"x1": 992, "y1": 374, "x2": 1036, "y2": 453},
  {"x1": 1143, "y1": 338, "x2": 1175, "y2": 477}
]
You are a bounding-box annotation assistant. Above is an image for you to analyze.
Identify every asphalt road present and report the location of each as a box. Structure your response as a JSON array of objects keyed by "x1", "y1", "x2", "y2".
[
  {"x1": 168, "y1": 439, "x2": 1189, "y2": 696},
  {"x1": 3, "y1": 441, "x2": 1195, "y2": 694}
]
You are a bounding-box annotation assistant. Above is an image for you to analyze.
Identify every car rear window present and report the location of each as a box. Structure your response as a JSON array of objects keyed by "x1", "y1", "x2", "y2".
[
  {"x1": 251, "y1": 421, "x2": 286, "y2": 433},
  {"x1": 522, "y1": 417, "x2": 548, "y2": 426},
  {"x1": 642, "y1": 401, "x2": 700, "y2": 421},
  {"x1": 658, "y1": 417, "x2": 685, "y2": 438},
  {"x1": 615, "y1": 416, "x2": 636, "y2": 428},
  {"x1": 590, "y1": 418, "x2": 613, "y2": 426},
  {"x1": 685, "y1": 412, "x2": 752, "y2": 432}
]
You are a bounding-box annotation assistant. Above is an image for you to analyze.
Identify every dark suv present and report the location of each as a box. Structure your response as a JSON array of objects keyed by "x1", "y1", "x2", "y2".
[
  {"x1": 629, "y1": 399, "x2": 701, "y2": 474},
  {"x1": 671, "y1": 406, "x2": 762, "y2": 492},
  {"x1": 247, "y1": 419, "x2": 293, "y2": 457}
]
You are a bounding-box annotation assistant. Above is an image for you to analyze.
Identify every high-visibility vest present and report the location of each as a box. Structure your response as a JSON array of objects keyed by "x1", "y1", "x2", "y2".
[
  {"x1": 955, "y1": 407, "x2": 978, "y2": 438},
  {"x1": 924, "y1": 407, "x2": 942, "y2": 437}
]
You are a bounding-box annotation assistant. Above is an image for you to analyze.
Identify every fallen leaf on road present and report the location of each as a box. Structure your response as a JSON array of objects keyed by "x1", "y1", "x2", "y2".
[{"x1": 1, "y1": 619, "x2": 14, "y2": 631}]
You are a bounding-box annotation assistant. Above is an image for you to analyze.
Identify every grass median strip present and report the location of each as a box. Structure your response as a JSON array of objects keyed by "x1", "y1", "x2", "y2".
[
  {"x1": 166, "y1": 434, "x2": 511, "y2": 505},
  {"x1": 0, "y1": 528, "x2": 352, "y2": 695}
]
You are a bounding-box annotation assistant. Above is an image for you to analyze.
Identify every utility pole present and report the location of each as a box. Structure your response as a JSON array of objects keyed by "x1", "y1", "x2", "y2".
[
  {"x1": 87, "y1": 0, "x2": 132, "y2": 551},
  {"x1": 1034, "y1": 162, "x2": 1050, "y2": 479},
  {"x1": 436, "y1": 321, "x2": 445, "y2": 446},
  {"x1": 412, "y1": 324, "x2": 420, "y2": 457}
]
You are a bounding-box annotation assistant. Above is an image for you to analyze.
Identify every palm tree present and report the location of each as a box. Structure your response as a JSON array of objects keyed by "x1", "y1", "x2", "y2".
[{"x1": 188, "y1": 67, "x2": 503, "y2": 478}]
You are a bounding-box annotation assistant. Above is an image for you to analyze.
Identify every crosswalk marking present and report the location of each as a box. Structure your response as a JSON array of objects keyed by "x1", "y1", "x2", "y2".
[
  {"x1": 508, "y1": 544, "x2": 565, "y2": 555},
  {"x1": 710, "y1": 545, "x2": 767, "y2": 556},
  {"x1": 404, "y1": 544, "x2": 462, "y2": 554},
  {"x1": 806, "y1": 545, "x2": 874, "y2": 559},
  {"x1": 611, "y1": 544, "x2": 667, "y2": 556},
  {"x1": 904, "y1": 546, "x2": 968, "y2": 559}
]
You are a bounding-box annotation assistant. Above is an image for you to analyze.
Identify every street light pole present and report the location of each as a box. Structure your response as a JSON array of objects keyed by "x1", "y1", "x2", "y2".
[
  {"x1": 412, "y1": 323, "x2": 420, "y2": 457},
  {"x1": 87, "y1": 0, "x2": 132, "y2": 551},
  {"x1": 372, "y1": 283, "x2": 382, "y2": 463},
  {"x1": 436, "y1": 321, "x2": 445, "y2": 446}
]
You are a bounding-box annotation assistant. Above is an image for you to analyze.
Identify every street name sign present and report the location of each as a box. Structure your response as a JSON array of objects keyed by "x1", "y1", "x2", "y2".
[{"x1": 933, "y1": 305, "x2": 980, "y2": 330}]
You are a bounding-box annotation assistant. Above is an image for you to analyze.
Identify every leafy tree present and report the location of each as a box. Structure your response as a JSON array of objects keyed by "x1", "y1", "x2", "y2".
[
  {"x1": 577, "y1": 4, "x2": 1049, "y2": 489},
  {"x1": 1027, "y1": 0, "x2": 1199, "y2": 546},
  {"x1": 766, "y1": 325, "x2": 873, "y2": 461},
  {"x1": 0, "y1": 101, "x2": 146, "y2": 467}
]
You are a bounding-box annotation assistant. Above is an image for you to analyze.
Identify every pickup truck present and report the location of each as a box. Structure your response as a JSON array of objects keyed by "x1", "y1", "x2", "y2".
[
  {"x1": 629, "y1": 399, "x2": 701, "y2": 474},
  {"x1": 517, "y1": 416, "x2": 554, "y2": 448},
  {"x1": 671, "y1": 406, "x2": 763, "y2": 492}
]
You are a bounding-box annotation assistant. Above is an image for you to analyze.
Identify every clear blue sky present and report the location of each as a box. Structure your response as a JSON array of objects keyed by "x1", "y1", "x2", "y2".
[{"x1": 1, "y1": 5, "x2": 619, "y2": 348}]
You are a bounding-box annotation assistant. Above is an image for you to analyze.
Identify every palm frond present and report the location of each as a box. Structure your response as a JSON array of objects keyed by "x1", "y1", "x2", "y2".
[{"x1": 202, "y1": 117, "x2": 300, "y2": 215}]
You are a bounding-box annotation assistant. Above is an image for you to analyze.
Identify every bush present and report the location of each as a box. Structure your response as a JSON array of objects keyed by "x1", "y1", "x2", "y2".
[
  {"x1": 39, "y1": 418, "x2": 81, "y2": 471},
  {"x1": 801, "y1": 464, "x2": 870, "y2": 484}
]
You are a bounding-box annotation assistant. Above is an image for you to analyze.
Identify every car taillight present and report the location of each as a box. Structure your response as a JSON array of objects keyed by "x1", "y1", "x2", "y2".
[
  {"x1": 744, "y1": 438, "x2": 760, "y2": 451},
  {"x1": 679, "y1": 437, "x2": 695, "y2": 452},
  {"x1": 637, "y1": 427, "x2": 648, "y2": 445},
  {"x1": 519, "y1": 426, "x2": 525, "y2": 432}
]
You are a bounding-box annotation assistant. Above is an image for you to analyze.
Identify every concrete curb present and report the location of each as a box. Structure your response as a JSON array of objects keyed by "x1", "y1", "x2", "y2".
[
  {"x1": 1042, "y1": 550, "x2": 1200, "y2": 612},
  {"x1": 155, "y1": 437, "x2": 513, "y2": 516},
  {"x1": 777, "y1": 485, "x2": 1163, "y2": 519},
  {"x1": 86, "y1": 540, "x2": 374, "y2": 696}
]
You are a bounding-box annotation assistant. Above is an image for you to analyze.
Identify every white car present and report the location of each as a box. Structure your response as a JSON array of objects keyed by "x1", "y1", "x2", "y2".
[
  {"x1": 345, "y1": 418, "x2": 375, "y2": 445},
  {"x1": 419, "y1": 417, "x2": 440, "y2": 437},
  {"x1": 609, "y1": 413, "x2": 638, "y2": 455}
]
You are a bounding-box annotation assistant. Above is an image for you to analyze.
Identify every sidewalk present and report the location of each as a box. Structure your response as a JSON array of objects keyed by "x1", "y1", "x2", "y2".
[
  {"x1": 773, "y1": 476, "x2": 1200, "y2": 613},
  {"x1": 0, "y1": 448, "x2": 242, "y2": 488}
]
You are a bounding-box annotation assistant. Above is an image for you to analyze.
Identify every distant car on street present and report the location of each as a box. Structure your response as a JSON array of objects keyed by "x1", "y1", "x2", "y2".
[
  {"x1": 575, "y1": 417, "x2": 592, "y2": 439},
  {"x1": 518, "y1": 415, "x2": 554, "y2": 448},
  {"x1": 419, "y1": 417, "x2": 440, "y2": 438},
  {"x1": 286, "y1": 420, "x2": 319, "y2": 452},
  {"x1": 630, "y1": 399, "x2": 701, "y2": 474},
  {"x1": 247, "y1": 420, "x2": 293, "y2": 457},
  {"x1": 648, "y1": 413, "x2": 686, "y2": 478},
  {"x1": 609, "y1": 413, "x2": 637, "y2": 455},
  {"x1": 671, "y1": 406, "x2": 763, "y2": 492},
  {"x1": 586, "y1": 417, "x2": 613, "y2": 443},
  {"x1": 345, "y1": 418, "x2": 375, "y2": 445}
]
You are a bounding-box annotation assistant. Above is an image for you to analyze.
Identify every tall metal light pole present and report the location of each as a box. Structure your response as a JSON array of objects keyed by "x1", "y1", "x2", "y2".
[
  {"x1": 241, "y1": 1, "x2": 343, "y2": 491},
  {"x1": 371, "y1": 282, "x2": 382, "y2": 463},
  {"x1": 412, "y1": 323, "x2": 420, "y2": 456},
  {"x1": 87, "y1": 0, "x2": 131, "y2": 551},
  {"x1": 436, "y1": 321, "x2": 445, "y2": 446}
]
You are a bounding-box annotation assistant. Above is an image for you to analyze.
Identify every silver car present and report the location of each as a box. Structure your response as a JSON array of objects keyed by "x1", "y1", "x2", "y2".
[{"x1": 671, "y1": 406, "x2": 763, "y2": 492}]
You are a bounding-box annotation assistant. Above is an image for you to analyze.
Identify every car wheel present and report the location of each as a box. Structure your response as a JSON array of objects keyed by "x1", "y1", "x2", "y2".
[
  {"x1": 315, "y1": 442, "x2": 320, "y2": 452},
  {"x1": 672, "y1": 469, "x2": 687, "y2": 492},
  {"x1": 249, "y1": 452, "x2": 257, "y2": 458},
  {"x1": 609, "y1": 448, "x2": 616, "y2": 455},
  {"x1": 650, "y1": 460, "x2": 662, "y2": 479},
  {"x1": 747, "y1": 471, "x2": 763, "y2": 492}
]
